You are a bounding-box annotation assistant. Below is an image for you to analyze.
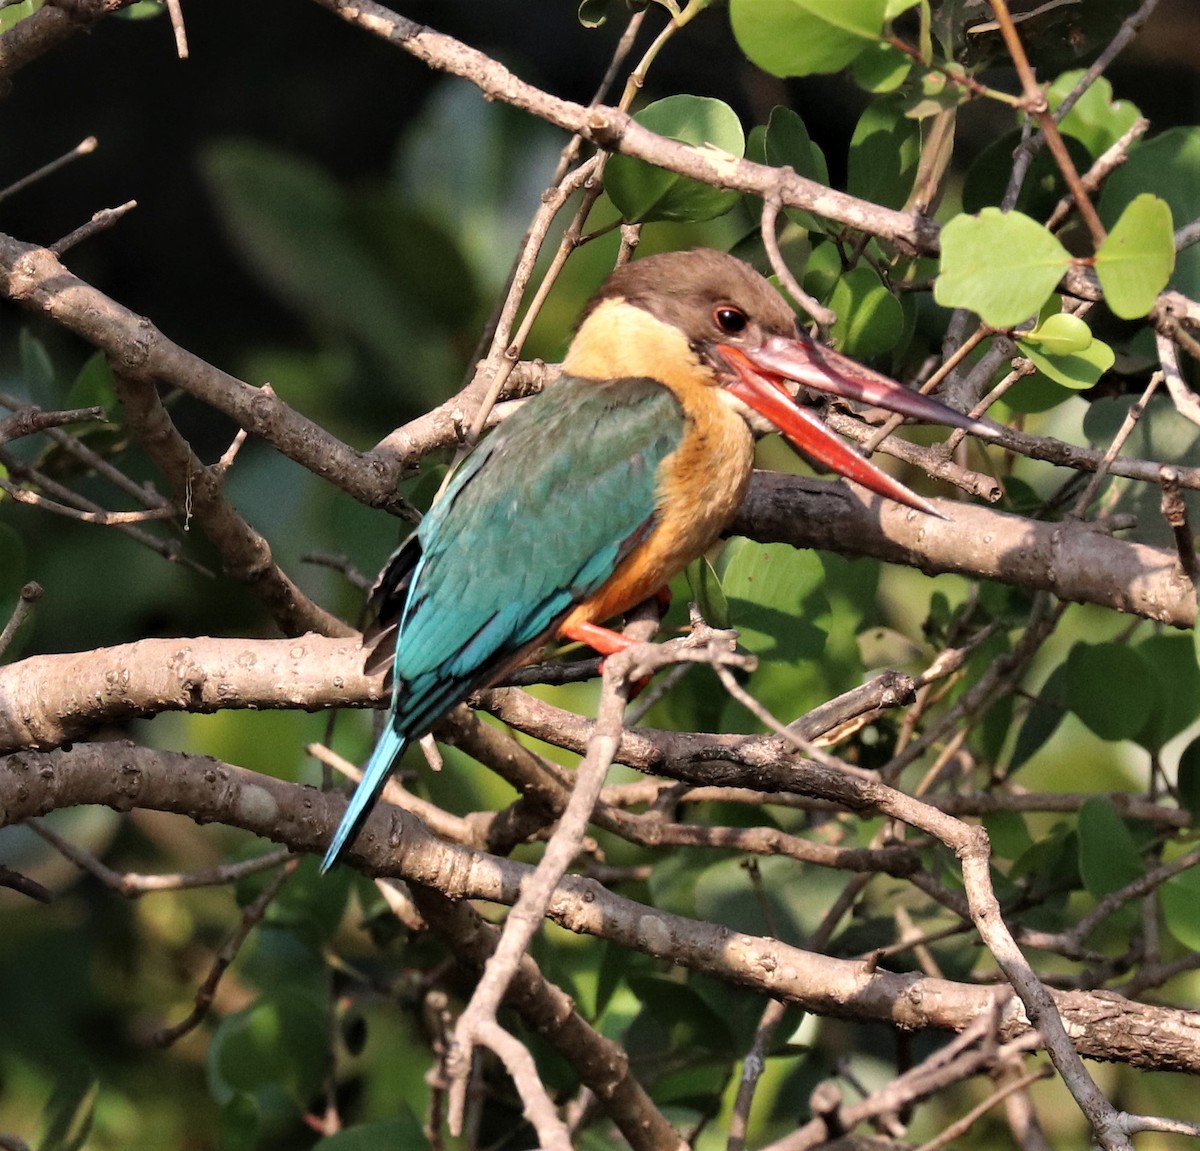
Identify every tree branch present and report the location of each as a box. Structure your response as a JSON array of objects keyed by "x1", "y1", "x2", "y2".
[{"x1": 3, "y1": 742, "x2": 1199, "y2": 1075}]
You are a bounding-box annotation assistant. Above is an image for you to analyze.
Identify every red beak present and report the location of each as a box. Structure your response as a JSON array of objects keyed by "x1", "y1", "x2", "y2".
[{"x1": 718, "y1": 334, "x2": 999, "y2": 515}]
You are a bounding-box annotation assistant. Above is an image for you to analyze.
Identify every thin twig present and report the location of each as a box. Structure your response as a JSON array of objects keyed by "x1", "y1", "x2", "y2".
[
  {"x1": 153, "y1": 858, "x2": 300, "y2": 1047},
  {"x1": 0, "y1": 581, "x2": 42, "y2": 660},
  {"x1": 0, "y1": 135, "x2": 97, "y2": 203},
  {"x1": 49, "y1": 200, "x2": 137, "y2": 256}
]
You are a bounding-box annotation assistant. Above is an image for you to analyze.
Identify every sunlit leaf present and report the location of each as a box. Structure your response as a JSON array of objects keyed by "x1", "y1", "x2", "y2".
[
  {"x1": 1100, "y1": 127, "x2": 1200, "y2": 303},
  {"x1": 605, "y1": 95, "x2": 744, "y2": 223},
  {"x1": 1094, "y1": 194, "x2": 1174, "y2": 319},
  {"x1": 730, "y1": 0, "x2": 887, "y2": 77},
  {"x1": 1048, "y1": 72, "x2": 1141, "y2": 159},
  {"x1": 1015, "y1": 312, "x2": 1115, "y2": 390},
  {"x1": 850, "y1": 41, "x2": 912, "y2": 92},
  {"x1": 935, "y1": 208, "x2": 1073, "y2": 328}
]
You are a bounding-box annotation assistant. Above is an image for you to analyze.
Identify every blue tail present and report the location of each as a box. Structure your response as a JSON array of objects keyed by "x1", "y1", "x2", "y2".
[{"x1": 321, "y1": 724, "x2": 408, "y2": 872}]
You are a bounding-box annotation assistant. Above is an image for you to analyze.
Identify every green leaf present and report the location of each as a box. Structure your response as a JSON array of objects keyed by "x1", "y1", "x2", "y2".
[
  {"x1": 1177, "y1": 736, "x2": 1200, "y2": 824},
  {"x1": 685, "y1": 555, "x2": 731, "y2": 630},
  {"x1": 934, "y1": 208, "x2": 1073, "y2": 328},
  {"x1": 64, "y1": 352, "x2": 117, "y2": 413},
  {"x1": 764, "y1": 106, "x2": 829, "y2": 232},
  {"x1": 802, "y1": 241, "x2": 842, "y2": 302},
  {"x1": 1134, "y1": 633, "x2": 1200, "y2": 752},
  {"x1": 730, "y1": 0, "x2": 888, "y2": 78},
  {"x1": 1100, "y1": 127, "x2": 1200, "y2": 304},
  {"x1": 1064, "y1": 642, "x2": 1154, "y2": 743},
  {"x1": 1094, "y1": 194, "x2": 1174, "y2": 319},
  {"x1": 1047, "y1": 72, "x2": 1140, "y2": 159},
  {"x1": 1015, "y1": 312, "x2": 1115, "y2": 390},
  {"x1": 1078, "y1": 798, "x2": 1143, "y2": 911},
  {"x1": 847, "y1": 99, "x2": 920, "y2": 210},
  {"x1": 715, "y1": 540, "x2": 831, "y2": 725},
  {"x1": 208, "y1": 995, "x2": 328, "y2": 1121},
  {"x1": 827, "y1": 266, "x2": 905, "y2": 361},
  {"x1": 1009, "y1": 663, "x2": 1068, "y2": 772},
  {"x1": 115, "y1": 0, "x2": 163, "y2": 17},
  {"x1": 983, "y1": 811, "x2": 1033, "y2": 862},
  {"x1": 0, "y1": 0, "x2": 43, "y2": 34},
  {"x1": 18, "y1": 328, "x2": 56, "y2": 404},
  {"x1": 1020, "y1": 312, "x2": 1092, "y2": 355},
  {"x1": 217, "y1": 1094, "x2": 260, "y2": 1151},
  {"x1": 850, "y1": 41, "x2": 911, "y2": 92},
  {"x1": 1161, "y1": 862, "x2": 1200, "y2": 952},
  {"x1": 312, "y1": 1115, "x2": 430, "y2": 1150},
  {"x1": 37, "y1": 1063, "x2": 97, "y2": 1151},
  {"x1": 604, "y1": 95, "x2": 744, "y2": 223}
]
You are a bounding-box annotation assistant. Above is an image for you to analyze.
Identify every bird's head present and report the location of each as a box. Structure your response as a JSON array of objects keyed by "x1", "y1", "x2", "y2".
[{"x1": 565, "y1": 248, "x2": 1000, "y2": 514}]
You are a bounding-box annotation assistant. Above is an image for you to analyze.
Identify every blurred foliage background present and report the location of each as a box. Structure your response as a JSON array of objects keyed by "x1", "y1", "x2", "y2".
[{"x1": 3, "y1": 1, "x2": 1200, "y2": 1149}]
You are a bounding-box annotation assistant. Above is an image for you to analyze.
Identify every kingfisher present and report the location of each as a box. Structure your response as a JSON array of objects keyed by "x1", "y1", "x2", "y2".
[{"x1": 322, "y1": 248, "x2": 995, "y2": 871}]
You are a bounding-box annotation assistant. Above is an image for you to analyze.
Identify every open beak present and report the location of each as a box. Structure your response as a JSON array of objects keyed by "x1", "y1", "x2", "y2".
[{"x1": 718, "y1": 334, "x2": 1000, "y2": 515}]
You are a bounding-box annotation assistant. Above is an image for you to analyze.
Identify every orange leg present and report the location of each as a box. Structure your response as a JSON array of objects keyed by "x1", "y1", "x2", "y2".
[
  {"x1": 560, "y1": 619, "x2": 636, "y2": 657},
  {"x1": 561, "y1": 586, "x2": 672, "y2": 696}
]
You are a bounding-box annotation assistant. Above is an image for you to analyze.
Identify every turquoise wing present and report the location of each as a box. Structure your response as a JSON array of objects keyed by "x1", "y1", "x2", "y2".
[{"x1": 397, "y1": 374, "x2": 684, "y2": 731}]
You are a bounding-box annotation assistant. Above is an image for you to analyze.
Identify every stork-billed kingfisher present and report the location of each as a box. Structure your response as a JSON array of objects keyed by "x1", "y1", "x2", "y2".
[{"x1": 321, "y1": 248, "x2": 995, "y2": 871}]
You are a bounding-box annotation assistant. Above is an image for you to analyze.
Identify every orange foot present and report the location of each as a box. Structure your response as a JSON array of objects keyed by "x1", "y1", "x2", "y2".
[{"x1": 560, "y1": 620, "x2": 652, "y2": 698}]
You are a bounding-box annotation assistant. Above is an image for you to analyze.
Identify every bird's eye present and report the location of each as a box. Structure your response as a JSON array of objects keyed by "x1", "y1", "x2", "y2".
[{"x1": 713, "y1": 305, "x2": 748, "y2": 335}]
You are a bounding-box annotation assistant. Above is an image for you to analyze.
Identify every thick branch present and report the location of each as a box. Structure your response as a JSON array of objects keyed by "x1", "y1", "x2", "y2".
[
  {"x1": 734, "y1": 474, "x2": 1196, "y2": 629},
  {"x1": 3, "y1": 743, "x2": 1199, "y2": 1075},
  {"x1": 0, "y1": 635, "x2": 380, "y2": 750}
]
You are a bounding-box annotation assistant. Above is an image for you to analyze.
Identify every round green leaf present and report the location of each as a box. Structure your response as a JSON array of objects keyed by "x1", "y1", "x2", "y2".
[
  {"x1": 1020, "y1": 312, "x2": 1092, "y2": 355},
  {"x1": 765, "y1": 106, "x2": 829, "y2": 231},
  {"x1": 1015, "y1": 314, "x2": 1115, "y2": 391},
  {"x1": 1094, "y1": 193, "x2": 1175, "y2": 320},
  {"x1": 313, "y1": 1116, "x2": 430, "y2": 1150},
  {"x1": 604, "y1": 95, "x2": 744, "y2": 223},
  {"x1": 1133, "y1": 632, "x2": 1200, "y2": 752},
  {"x1": 208, "y1": 996, "x2": 328, "y2": 1120},
  {"x1": 1064, "y1": 642, "x2": 1154, "y2": 743},
  {"x1": 934, "y1": 208, "x2": 1073, "y2": 329},
  {"x1": 802, "y1": 240, "x2": 842, "y2": 301},
  {"x1": 731, "y1": 0, "x2": 887, "y2": 78},
  {"x1": 1100, "y1": 127, "x2": 1200, "y2": 303},
  {"x1": 1176, "y1": 736, "x2": 1200, "y2": 824},
  {"x1": 851, "y1": 41, "x2": 912, "y2": 92},
  {"x1": 1047, "y1": 72, "x2": 1140, "y2": 159},
  {"x1": 847, "y1": 99, "x2": 920, "y2": 210},
  {"x1": 827, "y1": 266, "x2": 905, "y2": 360},
  {"x1": 1078, "y1": 797, "x2": 1144, "y2": 904},
  {"x1": 1161, "y1": 862, "x2": 1200, "y2": 952}
]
